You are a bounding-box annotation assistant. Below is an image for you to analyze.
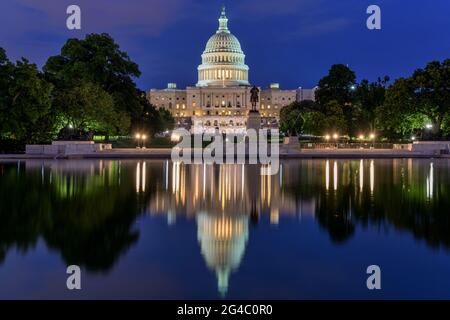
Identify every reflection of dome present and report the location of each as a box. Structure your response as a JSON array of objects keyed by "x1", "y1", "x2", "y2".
[
  {"x1": 197, "y1": 213, "x2": 249, "y2": 297},
  {"x1": 197, "y1": 6, "x2": 250, "y2": 87}
]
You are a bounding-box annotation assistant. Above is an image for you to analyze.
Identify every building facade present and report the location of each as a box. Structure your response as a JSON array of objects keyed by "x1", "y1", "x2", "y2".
[{"x1": 147, "y1": 6, "x2": 316, "y2": 133}]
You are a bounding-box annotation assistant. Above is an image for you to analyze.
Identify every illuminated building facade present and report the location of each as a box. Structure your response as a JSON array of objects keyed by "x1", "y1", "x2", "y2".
[{"x1": 147, "y1": 6, "x2": 316, "y2": 133}]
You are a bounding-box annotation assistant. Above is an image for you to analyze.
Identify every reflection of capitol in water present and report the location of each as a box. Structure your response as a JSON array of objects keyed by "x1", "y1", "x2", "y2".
[
  {"x1": 18, "y1": 158, "x2": 443, "y2": 296},
  {"x1": 145, "y1": 161, "x2": 315, "y2": 296},
  {"x1": 147, "y1": 162, "x2": 315, "y2": 221},
  {"x1": 197, "y1": 213, "x2": 248, "y2": 296}
]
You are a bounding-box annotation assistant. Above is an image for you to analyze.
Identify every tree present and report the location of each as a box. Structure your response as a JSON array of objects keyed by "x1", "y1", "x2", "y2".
[
  {"x1": 375, "y1": 59, "x2": 450, "y2": 139},
  {"x1": 354, "y1": 76, "x2": 389, "y2": 132},
  {"x1": 302, "y1": 100, "x2": 347, "y2": 135},
  {"x1": 55, "y1": 82, "x2": 130, "y2": 134},
  {"x1": 279, "y1": 104, "x2": 303, "y2": 136},
  {"x1": 412, "y1": 59, "x2": 450, "y2": 137},
  {"x1": 0, "y1": 51, "x2": 56, "y2": 144},
  {"x1": 135, "y1": 95, "x2": 175, "y2": 137},
  {"x1": 0, "y1": 48, "x2": 13, "y2": 139},
  {"x1": 315, "y1": 64, "x2": 356, "y2": 107},
  {"x1": 375, "y1": 78, "x2": 428, "y2": 138},
  {"x1": 43, "y1": 33, "x2": 143, "y2": 135}
]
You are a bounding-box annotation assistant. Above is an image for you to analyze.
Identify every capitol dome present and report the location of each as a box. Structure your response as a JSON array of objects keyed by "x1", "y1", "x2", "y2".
[{"x1": 197, "y1": 6, "x2": 250, "y2": 87}]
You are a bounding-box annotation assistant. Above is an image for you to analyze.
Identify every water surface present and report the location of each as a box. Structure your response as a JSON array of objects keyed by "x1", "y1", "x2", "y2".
[{"x1": 0, "y1": 159, "x2": 449, "y2": 299}]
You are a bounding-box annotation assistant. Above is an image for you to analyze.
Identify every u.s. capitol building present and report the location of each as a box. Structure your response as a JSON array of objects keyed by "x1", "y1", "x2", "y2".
[{"x1": 147, "y1": 6, "x2": 316, "y2": 134}]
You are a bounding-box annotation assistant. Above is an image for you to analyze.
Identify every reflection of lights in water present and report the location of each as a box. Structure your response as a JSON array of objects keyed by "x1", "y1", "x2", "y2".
[
  {"x1": 261, "y1": 165, "x2": 272, "y2": 206},
  {"x1": 359, "y1": 159, "x2": 364, "y2": 192},
  {"x1": 203, "y1": 163, "x2": 206, "y2": 199},
  {"x1": 136, "y1": 162, "x2": 140, "y2": 193},
  {"x1": 135, "y1": 161, "x2": 147, "y2": 193},
  {"x1": 370, "y1": 160, "x2": 374, "y2": 194},
  {"x1": 279, "y1": 163, "x2": 283, "y2": 187},
  {"x1": 325, "y1": 160, "x2": 330, "y2": 190},
  {"x1": 197, "y1": 213, "x2": 249, "y2": 297},
  {"x1": 165, "y1": 160, "x2": 169, "y2": 191},
  {"x1": 333, "y1": 161, "x2": 338, "y2": 191},
  {"x1": 270, "y1": 207, "x2": 279, "y2": 225},
  {"x1": 427, "y1": 162, "x2": 434, "y2": 199},
  {"x1": 241, "y1": 164, "x2": 245, "y2": 199},
  {"x1": 142, "y1": 161, "x2": 146, "y2": 192}
]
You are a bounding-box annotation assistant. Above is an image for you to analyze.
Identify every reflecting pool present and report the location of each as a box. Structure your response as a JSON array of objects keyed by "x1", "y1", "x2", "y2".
[{"x1": 0, "y1": 159, "x2": 450, "y2": 299}]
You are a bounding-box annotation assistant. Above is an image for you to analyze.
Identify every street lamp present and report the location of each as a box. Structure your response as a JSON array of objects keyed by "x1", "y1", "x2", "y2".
[
  {"x1": 142, "y1": 134, "x2": 147, "y2": 149},
  {"x1": 333, "y1": 133, "x2": 339, "y2": 149},
  {"x1": 135, "y1": 133, "x2": 142, "y2": 148},
  {"x1": 369, "y1": 133, "x2": 375, "y2": 148}
]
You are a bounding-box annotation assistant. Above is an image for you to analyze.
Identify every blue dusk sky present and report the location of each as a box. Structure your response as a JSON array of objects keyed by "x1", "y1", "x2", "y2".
[{"x1": 0, "y1": 0, "x2": 449, "y2": 90}]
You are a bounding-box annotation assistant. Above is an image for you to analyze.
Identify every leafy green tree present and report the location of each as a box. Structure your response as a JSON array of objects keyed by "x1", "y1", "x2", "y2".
[
  {"x1": 412, "y1": 59, "x2": 450, "y2": 137},
  {"x1": 315, "y1": 64, "x2": 356, "y2": 107},
  {"x1": 43, "y1": 33, "x2": 144, "y2": 135},
  {"x1": 55, "y1": 82, "x2": 130, "y2": 134},
  {"x1": 279, "y1": 104, "x2": 303, "y2": 136},
  {"x1": 279, "y1": 100, "x2": 317, "y2": 136},
  {"x1": 0, "y1": 48, "x2": 13, "y2": 139},
  {"x1": 354, "y1": 76, "x2": 389, "y2": 132},
  {"x1": 374, "y1": 78, "x2": 423, "y2": 138},
  {"x1": 1, "y1": 55, "x2": 56, "y2": 143},
  {"x1": 302, "y1": 100, "x2": 347, "y2": 136}
]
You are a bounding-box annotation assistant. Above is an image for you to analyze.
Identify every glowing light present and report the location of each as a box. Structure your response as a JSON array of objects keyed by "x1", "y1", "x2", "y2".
[
  {"x1": 369, "y1": 133, "x2": 375, "y2": 140},
  {"x1": 325, "y1": 160, "x2": 330, "y2": 190},
  {"x1": 425, "y1": 124, "x2": 433, "y2": 129},
  {"x1": 171, "y1": 133, "x2": 181, "y2": 142},
  {"x1": 324, "y1": 134, "x2": 331, "y2": 141},
  {"x1": 135, "y1": 133, "x2": 141, "y2": 139},
  {"x1": 136, "y1": 162, "x2": 140, "y2": 193},
  {"x1": 427, "y1": 162, "x2": 434, "y2": 199},
  {"x1": 142, "y1": 135, "x2": 147, "y2": 140},
  {"x1": 370, "y1": 160, "x2": 374, "y2": 194},
  {"x1": 333, "y1": 133, "x2": 339, "y2": 140},
  {"x1": 358, "y1": 134, "x2": 364, "y2": 140},
  {"x1": 333, "y1": 161, "x2": 338, "y2": 191},
  {"x1": 359, "y1": 159, "x2": 364, "y2": 192},
  {"x1": 411, "y1": 136, "x2": 416, "y2": 141}
]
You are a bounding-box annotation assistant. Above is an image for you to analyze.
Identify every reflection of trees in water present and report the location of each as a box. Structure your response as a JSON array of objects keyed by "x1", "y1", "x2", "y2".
[
  {"x1": 0, "y1": 161, "x2": 152, "y2": 271},
  {"x1": 282, "y1": 159, "x2": 450, "y2": 248}
]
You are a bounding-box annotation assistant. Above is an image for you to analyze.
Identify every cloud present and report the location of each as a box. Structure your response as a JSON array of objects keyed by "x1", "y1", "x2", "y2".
[
  {"x1": 294, "y1": 18, "x2": 351, "y2": 37},
  {"x1": 236, "y1": 0, "x2": 319, "y2": 18},
  {"x1": 11, "y1": 0, "x2": 195, "y2": 36}
]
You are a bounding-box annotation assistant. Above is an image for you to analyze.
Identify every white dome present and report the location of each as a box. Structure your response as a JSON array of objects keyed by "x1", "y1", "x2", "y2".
[
  {"x1": 205, "y1": 32, "x2": 243, "y2": 54},
  {"x1": 197, "y1": 6, "x2": 250, "y2": 87}
]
